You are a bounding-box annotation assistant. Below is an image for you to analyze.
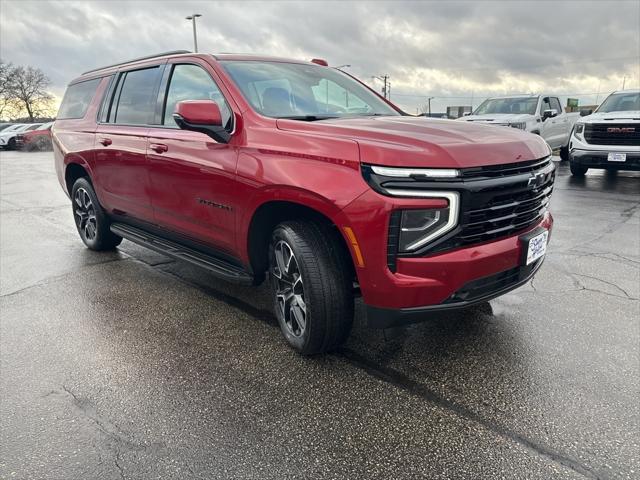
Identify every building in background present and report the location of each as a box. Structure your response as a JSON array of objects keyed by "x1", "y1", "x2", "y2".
[{"x1": 446, "y1": 106, "x2": 472, "y2": 119}]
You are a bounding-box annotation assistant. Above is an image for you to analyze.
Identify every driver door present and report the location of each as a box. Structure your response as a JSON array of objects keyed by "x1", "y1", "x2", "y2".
[
  {"x1": 146, "y1": 61, "x2": 239, "y2": 254},
  {"x1": 539, "y1": 96, "x2": 561, "y2": 148}
]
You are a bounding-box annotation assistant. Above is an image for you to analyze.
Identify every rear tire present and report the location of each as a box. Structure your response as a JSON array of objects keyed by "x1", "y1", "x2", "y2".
[
  {"x1": 71, "y1": 177, "x2": 122, "y2": 250},
  {"x1": 269, "y1": 220, "x2": 353, "y2": 355}
]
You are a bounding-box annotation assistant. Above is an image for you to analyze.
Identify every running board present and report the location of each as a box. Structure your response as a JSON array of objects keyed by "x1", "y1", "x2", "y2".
[{"x1": 110, "y1": 223, "x2": 254, "y2": 285}]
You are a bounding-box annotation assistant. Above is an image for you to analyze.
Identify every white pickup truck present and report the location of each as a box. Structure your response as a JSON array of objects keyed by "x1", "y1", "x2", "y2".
[
  {"x1": 568, "y1": 89, "x2": 640, "y2": 176},
  {"x1": 459, "y1": 94, "x2": 580, "y2": 160}
]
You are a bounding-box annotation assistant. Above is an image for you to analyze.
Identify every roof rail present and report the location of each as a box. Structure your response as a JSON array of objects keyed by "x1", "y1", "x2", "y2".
[{"x1": 82, "y1": 50, "x2": 192, "y2": 75}]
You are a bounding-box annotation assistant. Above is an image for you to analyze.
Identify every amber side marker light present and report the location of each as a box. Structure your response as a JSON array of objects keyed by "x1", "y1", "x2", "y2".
[{"x1": 343, "y1": 226, "x2": 365, "y2": 268}]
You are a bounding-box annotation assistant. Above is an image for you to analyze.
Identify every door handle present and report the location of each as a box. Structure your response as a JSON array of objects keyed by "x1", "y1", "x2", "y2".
[
  {"x1": 99, "y1": 137, "x2": 112, "y2": 146},
  {"x1": 150, "y1": 143, "x2": 168, "y2": 154}
]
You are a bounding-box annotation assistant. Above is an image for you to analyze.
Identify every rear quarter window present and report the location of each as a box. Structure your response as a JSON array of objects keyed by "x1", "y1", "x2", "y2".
[{"x1": 57, "y1": 78, "x2": 101, "y2": 119}]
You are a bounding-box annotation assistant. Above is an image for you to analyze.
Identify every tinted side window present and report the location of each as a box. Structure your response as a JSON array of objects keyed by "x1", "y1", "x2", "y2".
[
  {"x1": 57, "y1": 78, "x2": 101, "y2": 119},
  {"x1": 114, "y1": 67, "x2": 160, "y2": 125},
  {"x1": 539, "y1": 97, "x2": 552, "y2": 114},
  {"x1": 550, "y1": 97, "x2": 562, "y2": 113},
  {"x1": 163, "y1": 64, "x2": 232, "y2": 128}
]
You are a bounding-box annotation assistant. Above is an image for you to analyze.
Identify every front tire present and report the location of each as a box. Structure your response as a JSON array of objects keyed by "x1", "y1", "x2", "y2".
[
  {"x1": 559, "y1": 145, "x2": 569, "y2": 161},
  {"x1": 569, "y1": 161, "x2": 588, "y2": 177},
  {"x1": 269, "y1": 220, "x2": 353, "y2": 355},
  {"x1": 71, "y1": 177, "x2": 122, "y2": 250}
]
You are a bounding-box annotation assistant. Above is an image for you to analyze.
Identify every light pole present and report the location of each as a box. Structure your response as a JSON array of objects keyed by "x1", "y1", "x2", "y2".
[
  {"x1": 426, "y1": 96, "x2": 435, "y2": 116},
  {"x1": 372, "y1": 75, "x2": 390, "y2": 99},
  {"x1": 186, "y1": 14, "x2": 202, "y2": 52}
]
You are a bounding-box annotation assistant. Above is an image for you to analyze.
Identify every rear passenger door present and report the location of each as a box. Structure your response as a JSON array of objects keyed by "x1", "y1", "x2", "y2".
[
  {"x1": 94, "y1": 65, "x2": 163, "y2": 223},
  {"x1": 146, "y1": 61, "x2": 239, "y2": 254}
]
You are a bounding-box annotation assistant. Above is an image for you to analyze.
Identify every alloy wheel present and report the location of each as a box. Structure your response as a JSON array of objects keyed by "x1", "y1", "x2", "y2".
[
  {"x1": 74, "y1": 187, "x2": 97, "y2": 241},
  {"x1": 272, "y1": 240, "x2": 307, "y2": 338}
]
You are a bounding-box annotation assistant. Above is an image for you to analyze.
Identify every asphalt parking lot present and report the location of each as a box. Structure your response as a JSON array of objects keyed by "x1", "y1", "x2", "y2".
[{"x1": 1, "y1": 150, "x2": 638, "y2": 480}]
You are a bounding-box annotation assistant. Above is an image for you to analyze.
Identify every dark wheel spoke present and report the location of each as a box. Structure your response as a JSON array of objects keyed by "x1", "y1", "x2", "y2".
[
  {"x1": 271, "y1": 240, "x2": 307, "y2": 338},
  {"x1": 74, "y1": 187, "x2": 99, "y2": 241}
]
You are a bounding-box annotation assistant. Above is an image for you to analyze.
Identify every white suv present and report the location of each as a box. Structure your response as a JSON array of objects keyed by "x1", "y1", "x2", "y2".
[
  {"x1": 0, "y1": 123, "x2": 42, "y2": 150},
  {"x1": 569, "y1": 89, "x2": 640, "y2": 176}
]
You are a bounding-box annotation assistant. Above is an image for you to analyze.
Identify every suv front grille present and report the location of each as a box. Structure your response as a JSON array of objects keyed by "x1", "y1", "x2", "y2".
[
  {"x1": 460, "y1": 157, "x2": 551, "y2": 179},
  {"x1": 584, "y1": 123, "x2": 640, "y2": 146},
  {"x1": 455, "y1": 178, "x2": 552, "y2": 247},
  {"x1": 430, "y1": 159, "x2": 554, "y2": 253},
  {"x1": 364, "y1": 156, "x2": 555, "y2": 265}
]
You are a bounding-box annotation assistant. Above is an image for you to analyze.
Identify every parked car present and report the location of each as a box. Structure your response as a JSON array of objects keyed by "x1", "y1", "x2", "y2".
[
  {"x1": 0, "y1": 124, "x2": 26, "y2": 149},
  {"x1": 16, "y1": 121, "x2": 54, "y2": 150},
  {"x1": 568, "y1": 89, "x2": 639, "y2": 176},
  {"x1": 459, "y1": 94, "x2": 580, "y2": 160},
  {"x1": 0, "y1": 123, "x2": 42, "y2": 150},
  {"x1": 53, "y1": 51, "x2": 554, "y2": 354}
]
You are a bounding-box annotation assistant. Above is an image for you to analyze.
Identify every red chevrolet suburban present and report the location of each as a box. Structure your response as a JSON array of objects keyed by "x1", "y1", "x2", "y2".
[{"x1": 53, "y1": 51, "x2": 554, "y2": 354}]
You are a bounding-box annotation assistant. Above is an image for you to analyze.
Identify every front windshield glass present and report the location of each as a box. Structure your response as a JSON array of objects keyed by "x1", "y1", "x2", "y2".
[
  {"x1": 221, "y1": 61, "x2": 400, "y2": 119},
  {"x1": 474, "y1": 97, "x2": 538, "y2": 115},
  {"x1": 597, "y1": 92, "x2": 640, "y2": 113}
]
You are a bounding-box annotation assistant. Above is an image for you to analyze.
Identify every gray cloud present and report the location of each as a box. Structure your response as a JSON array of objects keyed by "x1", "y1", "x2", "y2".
[{"x1": 1, "y1": 0, "x2": 638, "y2": 112}]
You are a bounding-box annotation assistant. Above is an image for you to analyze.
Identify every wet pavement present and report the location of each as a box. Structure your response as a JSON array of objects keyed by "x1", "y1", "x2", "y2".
[{"x1": 1, "y1": 151, "x2": 638, "y2": 480}]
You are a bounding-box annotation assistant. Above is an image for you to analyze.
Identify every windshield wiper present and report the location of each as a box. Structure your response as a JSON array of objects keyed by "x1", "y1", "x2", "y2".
[{"x1": 276, "y1": 115, "x2": 339, "y2": 121}]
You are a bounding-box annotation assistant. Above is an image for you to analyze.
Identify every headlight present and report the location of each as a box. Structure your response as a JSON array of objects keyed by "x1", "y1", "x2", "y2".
[
  {"x1": 509, "y1": 122, "x2": 527, "y2": 130},
  {"x1": 386, "y1": 190, "x2": 460, "y2": 252},
  {"x1": 574, "y1": 123, "x2": 584, "y2": 136},
  {"x1": 370, "y1": 165, "x2": 459, "y2": 178}
]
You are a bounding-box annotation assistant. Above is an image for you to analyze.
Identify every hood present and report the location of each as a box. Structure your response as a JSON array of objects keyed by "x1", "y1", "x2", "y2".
[
  {"x1": 578, "y1": 110, "x2": 640, "y2": 123},
  {"x1": 458, "y1": 113, "x2": 531, "y2": 124},
  {"x1": 275, "y1": 116, "x2": 549, "y2": 168},
  {"x1": 0, "y1": 130, "x2": 19, "y2": 139}
]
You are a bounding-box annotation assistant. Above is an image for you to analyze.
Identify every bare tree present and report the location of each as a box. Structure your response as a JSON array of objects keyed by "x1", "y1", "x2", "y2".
[
  {"x1": 10, "y1": 65, "x2": 54, "y2": 121},
  {"x1": 0, "y1": 61, "x2": 18, "y2": 120}
]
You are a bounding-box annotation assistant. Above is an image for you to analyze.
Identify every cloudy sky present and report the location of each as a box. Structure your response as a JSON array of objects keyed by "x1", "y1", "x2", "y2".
[{"x1": 1, "y1": 0, "x2": 639, "y2": 113}]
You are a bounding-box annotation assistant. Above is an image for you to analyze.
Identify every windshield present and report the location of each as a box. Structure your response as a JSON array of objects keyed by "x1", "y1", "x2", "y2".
[
  {"x1": 597, "y1": 92, "x2": 640, "y2": 113},
  {"x1": 474, "y1": 97, "x2": 538, "y2": 115},
  {"x1": 221, "y1": 61, "x2": 400, "y2": 119}
]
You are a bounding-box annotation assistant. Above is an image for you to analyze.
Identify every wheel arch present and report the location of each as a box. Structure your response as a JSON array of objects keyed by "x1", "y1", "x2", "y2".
[
  {"x1": 246, "y1": 199, "x2": 356, "y2": 286},
  {"x1": 64, "y1": 161, "x2": 92, "y2": 196}
]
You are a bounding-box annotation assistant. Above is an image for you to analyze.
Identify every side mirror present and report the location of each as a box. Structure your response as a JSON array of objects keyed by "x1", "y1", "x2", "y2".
[
  {"x1": 580, "y1": 108, "x2": 593, "y2": 117},
  {"x1": 542, "y1": 109, "x2": 558, "y2": 121},
  {"x1": 173, "y1": 100, "x2": 230, "y2": 143}
]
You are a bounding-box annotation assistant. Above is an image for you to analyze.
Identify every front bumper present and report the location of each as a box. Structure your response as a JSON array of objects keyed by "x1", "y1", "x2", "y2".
[
  {"x1": 340, "y1": 160, "x2": 554, "y2": 322},
  {"x1": 340, "y1": 179, "x2": 554, "y2": 327},
  {"x1": 366, "y1": 257, "x2": 544, "y2": 328},
  {"x1": 570, "y1": 148, "x2": 640, "y2": 170}
]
